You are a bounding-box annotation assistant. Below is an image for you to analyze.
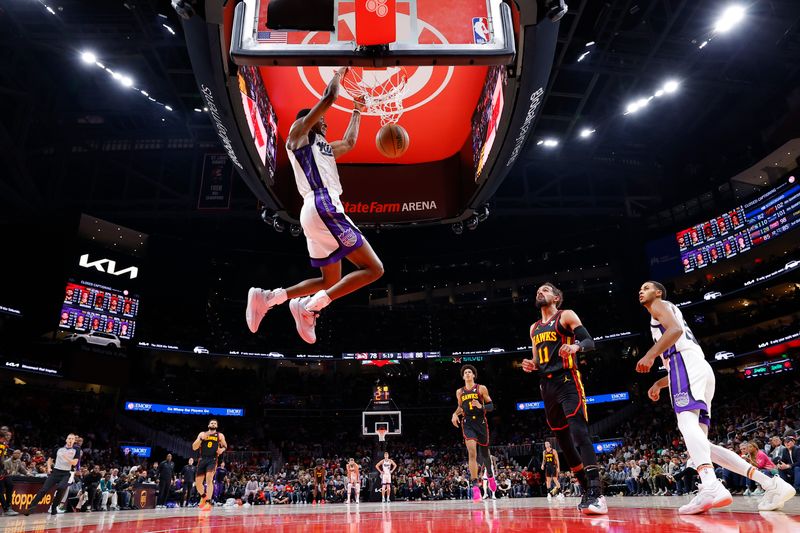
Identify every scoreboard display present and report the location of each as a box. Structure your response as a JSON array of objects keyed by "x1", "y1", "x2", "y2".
[
  {"x1": 60, "y1": 282, "x2": 139, "y2": 340},
  {"x1": 677, "y1": 177, "x2": 800, "y2": 272}
]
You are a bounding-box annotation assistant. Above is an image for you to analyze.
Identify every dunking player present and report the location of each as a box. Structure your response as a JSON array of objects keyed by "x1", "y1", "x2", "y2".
[
  {"x1": 637, "y1": 281, "x2": 795, "y2": 513},
  {"x1": 521, "y1": 283, "x2": 607, "y2": 515},
  {"x1": 312, "y1": 461, "x2": 327, "y2": 504},
  {"x1": 246, "y1": 67, "x2": 384, "y2": 344},
  {"x1": 375, "y1": 452, "x2": 397, "y2": 503},
  {"x1": 542, "y1": 440, "x2": 563, "y2": 500},
  {"x1": 192, "y1": 419, "x2": 227, "y2": 511},
  {"x1": 451, "y1": 364, "x2": 497, "y2": 502},
  {"x1": 345, "y1": 458, "x2": 360, "y2": 504}
]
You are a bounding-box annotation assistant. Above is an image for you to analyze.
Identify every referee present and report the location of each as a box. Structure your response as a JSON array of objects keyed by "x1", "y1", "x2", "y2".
[{"x1": 23, "y1": 434, "x2": 79, "y2": 516}]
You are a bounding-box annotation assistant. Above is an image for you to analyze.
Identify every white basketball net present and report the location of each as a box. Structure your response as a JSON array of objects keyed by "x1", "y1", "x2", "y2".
[{"x1": 342, "y1": 67, "x2": 408, "y2": 126}]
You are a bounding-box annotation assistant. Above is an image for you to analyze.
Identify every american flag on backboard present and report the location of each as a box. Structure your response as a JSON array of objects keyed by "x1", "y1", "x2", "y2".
[{"x1": 257, "y1": 30, "x2": 288, "y2": 43}]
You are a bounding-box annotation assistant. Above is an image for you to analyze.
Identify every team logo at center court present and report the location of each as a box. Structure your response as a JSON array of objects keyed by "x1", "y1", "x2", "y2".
[
  {"x1": 673, "y1": 392, "x2": 690, "y2": 408},
  {"x1": 338, "y1": 228, "x2": 359, "y2": 248},
  {"x1": 297, "y1": 12, "x2": 454, "y2": 117}
]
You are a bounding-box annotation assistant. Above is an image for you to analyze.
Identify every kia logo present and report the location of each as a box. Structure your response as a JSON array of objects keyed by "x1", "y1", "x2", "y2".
[{"x1": 79, "y1": 254, "x2": 139, "y2": 279}]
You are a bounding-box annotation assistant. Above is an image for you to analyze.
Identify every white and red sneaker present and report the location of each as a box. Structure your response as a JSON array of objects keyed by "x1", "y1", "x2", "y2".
[
  {"x1": 245, "y1": 287, "x2": 285, "y2": 333},
  {"x1": 758, "y1": 476, "x2": 796, "y2": 511},
  {"x1": 679, "y1": 481, "x2": 731, "y2": 514},
  {"x1": 289, "y1": 297, "x2": 318, "y2": 344}
]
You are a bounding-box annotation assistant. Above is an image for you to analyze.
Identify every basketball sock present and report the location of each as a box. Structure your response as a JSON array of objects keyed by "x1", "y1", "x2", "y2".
[
  {"x1": 709, "y1": 443, "x2": 775, "y2": 488},
  {"x1": 571, "y1": 466, "x2": 587, "y2": 489},
  {"x1": 676, "y1": 411, "x2": 714, "y2": 476},
  {"x1": 270, "y1": 288, "x2": 288, "y2": 306},
  {"x1": 305, "y1": 290, "x2": 331, "y2": 312}
]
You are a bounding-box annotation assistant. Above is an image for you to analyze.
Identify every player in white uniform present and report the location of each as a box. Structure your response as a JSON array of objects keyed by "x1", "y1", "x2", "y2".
[
  {"x1": 375, "y1": 452, "x2": 396, "y2": 503},
  {"x1": 245, "y1": 67, "x2": 384, "y2": 344},
  {"x1": 637, "y1": 281, "x2": 795, "y2": 514}
]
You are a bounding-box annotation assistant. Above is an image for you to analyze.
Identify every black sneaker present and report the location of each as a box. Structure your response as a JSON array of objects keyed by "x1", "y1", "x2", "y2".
[{"x1": 577, "y1": 491, "x2": 590, "y2": 511}]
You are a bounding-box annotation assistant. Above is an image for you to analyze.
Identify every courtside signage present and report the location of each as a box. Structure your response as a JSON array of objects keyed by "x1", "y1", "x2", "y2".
[
  {"x1": 125, "y1": 402, "x2": 244, "y2": 416},
  {"x1": 516, "y1": 392, "x2": 629, "y2": 411}
]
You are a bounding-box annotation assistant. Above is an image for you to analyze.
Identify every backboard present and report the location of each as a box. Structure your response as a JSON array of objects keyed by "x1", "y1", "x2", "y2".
[
  {"x1": 232, "y1": 0, "x2": 514, "y2": 66},
  {"x1": 362, "y1": 410, "x2": 402, "y2": 437}
]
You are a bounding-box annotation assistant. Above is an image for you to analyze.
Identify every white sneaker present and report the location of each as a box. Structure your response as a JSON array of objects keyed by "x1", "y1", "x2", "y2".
[
  {"x1": 584, "y1": 495, "x2": 607, "y2": 515},
  {"x1": 246, "y1": 288, "x2": 285, "y2": 333},
  {"x1": 757, "y1": 477, "x2": 796, "y2": 511},
  {"x1": 743, "y1": 488, "x2": 752, "y2": 496},
  {"x1": 547, "y1": 493, "x2": 552, "y2": 500},
  {"x1": 752, "y1": 488, "x2": 764, "y2": 496},
  {"x1": 289, "y1": 297, "x2": 318, "y2": 344},
  {"x1": 679, "y1": 481, "x2": 731, "y2": 515},
  {"x1": 556, "y1": 493, "x2": 564, "y2": 501}
]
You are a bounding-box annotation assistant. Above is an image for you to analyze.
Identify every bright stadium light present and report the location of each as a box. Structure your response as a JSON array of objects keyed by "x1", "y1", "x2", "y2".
[
  {"x1": 120, "y1": 76, "x2": 134, "y2": 88},
  {"x1": 714, "y1": 5, "x2": 745, "y2": 34},
  {"x1": 80, "y1": 51, "x2": 97, "y2": 64},
  {"x1": 579, "y1": 128, "x2": 595, "y2": 139},
  {"x1": 663, "y1": 80, "x2": 680, "y2": 93},
  {"x1": 626, "y1": 101, "x2": 641, "y2": 114},
  {"x1": 542, "y1": 138, "x2": 559, "y2": 148}
]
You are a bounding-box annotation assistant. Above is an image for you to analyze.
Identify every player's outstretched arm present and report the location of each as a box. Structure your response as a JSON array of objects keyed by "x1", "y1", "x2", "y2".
[
  {"x1": 331, "y1": 97, "x2": 365, "y2": 158},
  {"x1": 636, "y1": 301, "x2": 682, "y2": 373},
  {"x1": 287, "y1": 67, "x2": 348, "y2": 150}
]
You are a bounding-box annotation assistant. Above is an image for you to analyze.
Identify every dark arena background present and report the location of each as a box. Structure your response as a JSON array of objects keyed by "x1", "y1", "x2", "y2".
[{"x1": 1, "y1": 0, "x2": 800, "y2": 531}]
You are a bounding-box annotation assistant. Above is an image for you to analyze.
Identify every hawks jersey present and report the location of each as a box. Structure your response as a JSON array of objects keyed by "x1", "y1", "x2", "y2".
[
  {"x1": 650, "y1": 300, "x2": 704, "y2": 363},
  {"x1": 459, "y1": 384, "x2": 487, "y2": 424},
  {"x1": 287, "y1": 131, "x2": 343, "y2": 199},
  {"x1": 544, "y1": 451, "x2": 556, "y2": 464},
  {"x1": 200, "y1": 432, "x2": 220, "y2": 458},
  {"x1": 530, "y1": 310, "x2": 576, "y2": 374}
]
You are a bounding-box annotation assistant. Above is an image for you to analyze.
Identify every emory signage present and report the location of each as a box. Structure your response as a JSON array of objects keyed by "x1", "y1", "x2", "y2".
[{"x1": 79, "y1": 254, "x2": 139, "y2": 280}]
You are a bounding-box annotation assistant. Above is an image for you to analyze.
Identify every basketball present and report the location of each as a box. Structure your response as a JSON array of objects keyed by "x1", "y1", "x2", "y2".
[{"x1": 376, "y1": 123, "x2": 409, "y2": 158}]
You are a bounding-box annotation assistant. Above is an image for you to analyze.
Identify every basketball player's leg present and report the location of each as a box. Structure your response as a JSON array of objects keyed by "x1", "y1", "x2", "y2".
[
  {"x1": 194, "y1": 471, "x2": 206, "y2": 503},
  {"x1": 305, "y1": 240, "x2": 384, "y2": 313},
  {"x1": 697, "y1": 416, "x2": 795, "y2": 510},
  {"x1": 285, "y1": 262, "x2": 342, "y2": 299}
]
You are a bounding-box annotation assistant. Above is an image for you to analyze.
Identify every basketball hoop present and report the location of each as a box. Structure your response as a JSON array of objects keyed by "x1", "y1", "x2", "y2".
[
  {"x1": 342, "y1": 67, "x2": 407, "y2": 126},
  {"x1": 376, "y1": 428, "x2": 388, "y2": 442}
]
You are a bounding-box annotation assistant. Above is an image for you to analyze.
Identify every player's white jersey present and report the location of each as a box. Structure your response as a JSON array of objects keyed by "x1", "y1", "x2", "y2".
[
  {"x1": 382, "y1": 461, "x2": 392, "y2": 475},
  {"x1": 287, "y1": 132, "x2": 343, "y2": 199},
  {"x1": 650, "y1": 300, "x2": 705, "y2": 362}
]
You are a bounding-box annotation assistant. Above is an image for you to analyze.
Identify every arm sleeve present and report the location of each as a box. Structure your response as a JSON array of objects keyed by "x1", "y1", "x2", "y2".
[{"x1": 573, "y1": 325, "x2": 595, "y2": 352}]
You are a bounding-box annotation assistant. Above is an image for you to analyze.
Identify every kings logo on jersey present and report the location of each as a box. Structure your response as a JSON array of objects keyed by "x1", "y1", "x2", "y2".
[
  {"x1": 338, "y1": 228, "x2": 359, "y2": 248},
  {"x1": 673, "y1": 391, "x2": 690, "y2": 408}
]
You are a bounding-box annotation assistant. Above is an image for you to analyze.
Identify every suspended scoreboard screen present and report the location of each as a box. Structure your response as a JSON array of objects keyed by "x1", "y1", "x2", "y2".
[{"x1": 676, "y1": 176, "x2": 800, "y2": 273}]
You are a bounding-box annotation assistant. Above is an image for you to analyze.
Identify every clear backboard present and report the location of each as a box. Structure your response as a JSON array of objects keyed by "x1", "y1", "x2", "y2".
[
  {"x1": 362, "y1": 410, "x2": 402, "y2": 437},
  {"x1": 231, "y1": 0, "x2": 514, "y2": 66}
]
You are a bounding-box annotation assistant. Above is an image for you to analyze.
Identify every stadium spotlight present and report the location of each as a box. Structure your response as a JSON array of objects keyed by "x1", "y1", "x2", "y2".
[
  {"x1": 80, "y1": 51, "x2": 97, "y2": 64},
  {"x1": 451, "y1": 222, "x2": 464, "y2": 235},
  {"x1": 120, "y1": 76, "x2": 134, "y2": 88},
  {"x1": 542, "y1": 138, "x2": 559, "y2": 148},
  {"x1": 579, "y1": 128, "x2": 595, "y2": 139},
  {"x1": 466, "y1": 216, "x2": 480, "y2": 231},
  {"x1": 714, "y1": 5, "x2": 745, "y2": 34},
  {"x1": 625, "y1": 101, "x2": 641, "y2": 114},
  {"x1": 663, "y1": 80, "x2": 679, "y2": 93}
]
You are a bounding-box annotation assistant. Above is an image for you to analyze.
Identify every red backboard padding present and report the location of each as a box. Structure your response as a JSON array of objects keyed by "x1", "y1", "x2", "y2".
[{"x1": 356, "y1": 0, "x2": 397, "y2": 45}]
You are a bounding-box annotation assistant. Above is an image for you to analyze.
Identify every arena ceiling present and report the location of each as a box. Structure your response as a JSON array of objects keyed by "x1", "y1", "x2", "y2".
[{"x1": 1, "y1": 0, "x2": 800, "y2": 242}]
